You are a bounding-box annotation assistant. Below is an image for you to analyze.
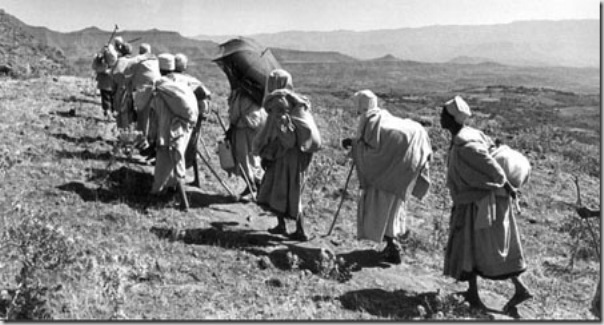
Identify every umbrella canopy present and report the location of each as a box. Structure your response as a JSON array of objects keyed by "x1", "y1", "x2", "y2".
[{"x1": 213, "y1": 37, "x2": 281, "y2": 106}]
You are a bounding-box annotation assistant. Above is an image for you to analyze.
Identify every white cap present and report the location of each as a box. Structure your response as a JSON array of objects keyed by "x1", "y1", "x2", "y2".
[
  {"x1": 174, "y1": 53, "x2": 188, "y2": 72},
  {"x1": 158, "y1": 53, "x2": 175, "y2": 71}
]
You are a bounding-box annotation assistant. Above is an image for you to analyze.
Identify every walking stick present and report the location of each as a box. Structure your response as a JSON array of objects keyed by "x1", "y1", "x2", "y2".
[
  {"x1": 573, "y1": 176, "x2": 601, "y2": 263},
  {"x1": 214, "y1": 109, "x2": 257, "y2": 200},
  {"x1": 324, "y1": 162, "x2": 355, "y2": 237},
  {"x1": 106, "y1": 24, "x2": 119, "y2": 46},
  {"x1": 196, "y1": 148, "x2": 238, "y2": 200}
]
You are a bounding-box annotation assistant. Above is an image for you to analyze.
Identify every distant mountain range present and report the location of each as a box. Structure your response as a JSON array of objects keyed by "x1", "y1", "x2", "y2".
[
  {"x1": 0, "y1": 7, "x2": 598, "y2": 79},
  {"x1": 1, "y1": 8, "x2": 356, "y2": 71},
  {"x1": 195, "y1": 20, "x2": 599, "y2": 68}
]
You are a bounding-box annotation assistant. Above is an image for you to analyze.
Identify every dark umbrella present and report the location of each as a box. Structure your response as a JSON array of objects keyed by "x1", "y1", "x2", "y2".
[{"x1": 213, "y1": 37, "x2": 281, "y2": 106}]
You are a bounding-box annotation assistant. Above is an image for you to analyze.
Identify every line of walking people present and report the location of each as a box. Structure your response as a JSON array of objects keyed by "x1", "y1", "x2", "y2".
[{"x1": 91, "y1": 36, "x2": 533, "y2": 313}]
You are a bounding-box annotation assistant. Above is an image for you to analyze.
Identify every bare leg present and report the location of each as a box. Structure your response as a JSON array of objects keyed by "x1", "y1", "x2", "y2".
[
  {"x1": 193, "y1": 158, "x2": 202, "y2": 189},
  {"x1": 503, "y1": 276, "x2": 533, "y2": 312},
  {"x1": 177, "y1": 179, "x2": 189, "y2": 212}
]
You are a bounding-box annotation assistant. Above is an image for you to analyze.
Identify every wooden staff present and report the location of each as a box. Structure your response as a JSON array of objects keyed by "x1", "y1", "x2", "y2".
[
  {"x1": 106, "y1": 24, "x2": 119, "y2": 46},
  {"x1": 196, "y1": 147, "x2": 238, "y2": 200},
  {"x1": 573, "y1": 175, "x2": 601, "y2": 263},
  {"x1": 324, "y1": 162, "x2": 355, "y2": 237}
]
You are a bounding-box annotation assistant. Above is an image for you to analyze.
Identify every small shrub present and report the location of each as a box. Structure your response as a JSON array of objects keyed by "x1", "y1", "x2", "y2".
[{"x1": 0, "y1": 210, "x2": 79, "y2": 320}]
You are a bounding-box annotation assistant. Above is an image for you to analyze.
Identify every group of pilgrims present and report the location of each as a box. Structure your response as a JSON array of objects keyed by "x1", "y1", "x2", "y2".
[{"x1": 90, "y1": 35, "x2": 540, "y2": 314}]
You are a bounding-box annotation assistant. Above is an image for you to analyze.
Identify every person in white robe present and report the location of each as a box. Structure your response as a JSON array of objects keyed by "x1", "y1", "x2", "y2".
[{"x1": 342, "y1": 90, "x2": 431, "y2": 264}]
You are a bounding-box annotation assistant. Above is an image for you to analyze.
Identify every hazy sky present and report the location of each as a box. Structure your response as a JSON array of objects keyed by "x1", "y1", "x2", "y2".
[{"x1": 1, "y1": 0, "x2": 600, "y2": 36}]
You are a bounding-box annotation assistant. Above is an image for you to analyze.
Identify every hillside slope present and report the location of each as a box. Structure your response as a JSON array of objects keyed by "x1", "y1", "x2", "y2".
[
  {"x1": 0, "y1": 9, "x2": 70, "y2": 76},
  {"x1": 0, "y1": 69, "x2": 599, "y2": 320}
]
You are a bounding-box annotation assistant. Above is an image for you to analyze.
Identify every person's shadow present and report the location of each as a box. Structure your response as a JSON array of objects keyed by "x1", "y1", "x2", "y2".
[
  {"x1": 339, "y1": 288, "x2": 495, "y2": 320},
  {"x1": 57, "y1": 166, "x2": 157, "y2": 211},
  {"x1": 51, "y1": 132, "x2": 116, "y2": 146},
  {"x1": 149, "y1": 222, "x2": 284, "y2": 250}
]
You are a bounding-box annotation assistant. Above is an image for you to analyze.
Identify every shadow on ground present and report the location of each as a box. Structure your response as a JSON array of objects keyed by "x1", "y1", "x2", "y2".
[
  {"x1": 51, "y1": 132, "x2": 115, "y2": 146},
  {"x1": 337, "y1": 249, "x2": 391, "y2": 271},
  {"x1": 339, "y1": 288, "x2": 493, "y2": 320},
  {"x1": 50, "y1": 110, "x2": 111, "y2": 124},
  {"x1": 55, "y1": 149, "x2": 114, "y2": 162},
  {"x1": 57, "y1": 166, "x2": 160, "y2": 211},
  {"x1": 149, "y1": 223, "x2": 284, "y2": 249},
  {"x1": 188, "y1": 191, "x2": 238, "y2": 208}
]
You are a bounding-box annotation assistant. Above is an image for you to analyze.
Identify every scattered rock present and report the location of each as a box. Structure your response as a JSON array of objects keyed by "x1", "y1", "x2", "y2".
[
  {"x1": 265, "y1": 278, "x2": 283, "y2": 288},
  {"x1": 155, "y1": 258, "x2": 169, "y2": 272},
  {"x1": 257, "y1": 256, "x2": 271, "y2": 270}
]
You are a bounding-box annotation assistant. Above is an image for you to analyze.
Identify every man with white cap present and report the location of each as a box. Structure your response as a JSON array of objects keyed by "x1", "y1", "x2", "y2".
[
  {"x1": 172, "y1": 53, "x2": 212, "y2": 188},
  {"x1": 137, "y1": 53, "x2": 197, "y2": 211},
  {"x1": 440, "y1": 95, "x2": 532, "y2": 313},
  {"x1": 341, "y1": 89, "x2": 432, "y2": 264}
]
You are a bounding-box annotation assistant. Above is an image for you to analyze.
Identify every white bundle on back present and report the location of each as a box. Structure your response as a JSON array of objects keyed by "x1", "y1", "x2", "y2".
[
  {"x1": 491, "y1": 145, "x2": 531, "y2": 188},
  {"x1": 156, "y1": 78, "x2": 199, "y2": 124}
]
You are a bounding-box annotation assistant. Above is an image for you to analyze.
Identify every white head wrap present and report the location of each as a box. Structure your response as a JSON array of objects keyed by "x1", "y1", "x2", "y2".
[
  {"x1": 353, "y1": 89, "x2": 378, "y2": 114},
  {"x1": 266, "y1": 69, "x2": 293, "y2": 93},
  {"x1": 174, "y1": 53, "x2": 188, "y2": 72},
  {"x1": 444, "y1": 95, "x2": 471, "y2": 124},
  {"x1": 158, "y1": 53, "x2": 175, "y2": 71}
]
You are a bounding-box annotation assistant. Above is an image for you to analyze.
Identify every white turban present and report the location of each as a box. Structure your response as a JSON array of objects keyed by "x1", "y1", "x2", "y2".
[
  {"x1": 353, "y1": 89, "x2": 378, "y2": 114},
  {"x1": 444, "y1": 95, "x2": 471, "y2": 124},
  {"x1": 266, "y1": 69, "x2": 293, "y2": 93},
  {"x1": 174, "y1": 53, "x2": 188, "y2": 72},
  {"x1": 158, "y1": 53, "x2": 175, "y2": 71}
]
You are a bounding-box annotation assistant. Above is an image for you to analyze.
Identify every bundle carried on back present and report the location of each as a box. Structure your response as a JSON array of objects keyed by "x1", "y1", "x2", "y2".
[
  {"x1": 129, "y1": 53, "x2": 160, "y2": 90},
  {"x1": 491, "y1": 144, "x2": 531, "y2": 189},
  {"x1": 155, "y1": 78, "x2": 199, "y2": 125},
  {"x1": 353, "y1": 109, "x2": 432, "y2": 200},
  {"x1": 213, "y1": 37, "x2": 281, "y2": 106}
]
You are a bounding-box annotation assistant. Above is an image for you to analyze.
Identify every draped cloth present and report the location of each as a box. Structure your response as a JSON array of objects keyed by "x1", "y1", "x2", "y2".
[
  {"x1": 444, "y1": 126, "x2": 527, "y2": 281},
  {"x1": 135, "y1": 78, "x2": 197, "y2": 194},
  {"x1": 228, "y1": 88, "x2": 266, "y2": 183},
  {"x1": 255, "y1": 88, "x2": 321, "y2": 219},
  {"x1": 111, "y1": 56, "x2": 138, "y2": 129},
  {"x1": 352, "y1": 108, "x2": 431, "y2": 242}
]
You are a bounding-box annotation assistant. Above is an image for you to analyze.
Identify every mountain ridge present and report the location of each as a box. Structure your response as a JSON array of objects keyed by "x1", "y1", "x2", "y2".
[{"x1": 194, "y1": 19, "x2": 599, "y2": 68}]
